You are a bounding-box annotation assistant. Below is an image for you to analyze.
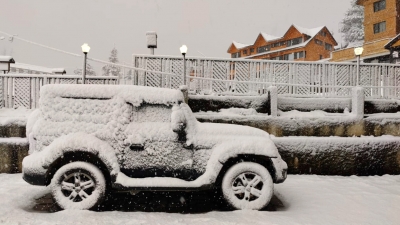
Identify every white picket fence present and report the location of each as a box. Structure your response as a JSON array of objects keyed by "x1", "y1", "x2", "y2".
[
  {"x1": 0, "y1": 74, "x2": 118, "y2": 109},
  {"x1": 133, "y1": 54, "x2": 400, "y2": 98}
]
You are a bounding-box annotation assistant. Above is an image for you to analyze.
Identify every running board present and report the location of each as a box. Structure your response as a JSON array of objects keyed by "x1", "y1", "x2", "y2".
[{"x1": 112, "y1": 172, "x2": 213, "y2": 191}]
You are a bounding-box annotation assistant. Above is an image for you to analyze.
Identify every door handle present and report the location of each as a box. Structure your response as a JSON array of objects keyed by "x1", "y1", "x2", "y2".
[{"x1": 129, "y1": 144, "x2": 145, "y2": 151}]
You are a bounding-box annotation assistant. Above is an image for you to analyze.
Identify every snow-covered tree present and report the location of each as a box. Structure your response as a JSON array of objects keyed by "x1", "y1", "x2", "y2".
[
  {"x1": 74, "y1": 63, "x2": 96, "y2": 76},
  {"x1": 102, "y1": 47, "x2": 121, "y2": 77},
  {"x1": 340, "y1": 0, "x2": 364, "y2": 48}
]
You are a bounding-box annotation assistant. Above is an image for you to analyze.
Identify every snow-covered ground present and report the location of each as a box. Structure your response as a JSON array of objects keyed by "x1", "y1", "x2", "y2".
[{"x1": 1, "y1": 174, "x2": 399, "y2": 225}]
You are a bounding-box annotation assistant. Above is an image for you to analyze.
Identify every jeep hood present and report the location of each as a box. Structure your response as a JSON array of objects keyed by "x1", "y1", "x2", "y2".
[{"x1": 188, "y1": 122, "x2": 279, "y2": 158}]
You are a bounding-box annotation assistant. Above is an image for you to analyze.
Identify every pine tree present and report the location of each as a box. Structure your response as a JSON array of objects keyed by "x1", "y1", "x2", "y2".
[
  {"x1": 340, "y1": 0, "x2": 364, "y2": 48},
  {"x1": 74, "y1": 63, "x2": 96, "y2": 76},
  {"x1": 102, "y1": 47, "x2": 121, "y2": 77}
]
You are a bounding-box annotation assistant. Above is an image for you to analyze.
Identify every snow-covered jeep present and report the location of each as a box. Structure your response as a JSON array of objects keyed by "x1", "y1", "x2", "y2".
[{"x1": 23, "y1": 84, "x2": 287, "y2": 210}]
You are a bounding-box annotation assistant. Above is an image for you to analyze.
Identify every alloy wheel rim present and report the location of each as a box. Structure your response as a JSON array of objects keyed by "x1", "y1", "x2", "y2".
[
  {"x1": 60, "y1": 171, "x2": 95, "y2": 202},
  {"x1": 231, "y1": 172, "x2": 264, "y2": 202}
]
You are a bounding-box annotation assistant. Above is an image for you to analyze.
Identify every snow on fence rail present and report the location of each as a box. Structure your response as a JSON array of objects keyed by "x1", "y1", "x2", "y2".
[
  {"x1": 133, "y1": 54, "x2": 400, "y2": 98},
  {"x1": 0, "y1": 74, "x2": 118, "y2": 109}
]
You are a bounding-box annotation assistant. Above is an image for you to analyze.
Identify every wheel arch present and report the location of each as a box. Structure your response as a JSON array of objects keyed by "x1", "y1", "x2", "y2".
[
  {"x1": 44, "y1": 151, "x2": 113, "y2": 187},
  {"x1": 215, "y1": 154, "x2": 277, "y2": 186}
]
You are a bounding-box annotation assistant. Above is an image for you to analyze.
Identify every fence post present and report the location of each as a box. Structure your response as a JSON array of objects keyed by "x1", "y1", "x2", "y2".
[
  {"x1": 268, "y1": 86, "x2": 278, "y2": 117},
  {"x1": 352, "y1": 87, "x2": 364, "y2": 119}
]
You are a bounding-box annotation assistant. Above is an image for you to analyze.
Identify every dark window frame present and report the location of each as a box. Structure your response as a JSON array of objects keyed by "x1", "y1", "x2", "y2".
[
  {"x1": 373, "y1": 21, "x2": 386, "y2": 34},
  {"x1": 374, "y1": 0, "x2": 386, "y2": 12}
]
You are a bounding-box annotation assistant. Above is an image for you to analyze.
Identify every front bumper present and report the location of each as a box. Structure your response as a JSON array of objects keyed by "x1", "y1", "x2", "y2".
[
  {"x1": 22, "y1": 154, "x2": 48, "y2": 186},
  {"x1": 271, "y1": 157, "x2": 288, "y2": 183},
  {"x1": 23, "y1": 172, "x2": 46, "y2": 186}
]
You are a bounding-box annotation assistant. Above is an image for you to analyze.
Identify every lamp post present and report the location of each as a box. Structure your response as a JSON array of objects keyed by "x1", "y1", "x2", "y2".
[
  {"x1": 81, "y1": 43, "x2": 90, "y2": 84},
  {"x1": 180, "y1": 45, "x2": 188, "y2": 86},
  {"x1": 354, "y1": 47, "x2": 364, "y2": 86}
]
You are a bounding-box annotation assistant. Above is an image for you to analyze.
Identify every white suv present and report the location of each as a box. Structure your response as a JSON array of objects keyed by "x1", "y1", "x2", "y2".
[{"x1": 23, "y1": 84, "x2": 287, "y2": 210}]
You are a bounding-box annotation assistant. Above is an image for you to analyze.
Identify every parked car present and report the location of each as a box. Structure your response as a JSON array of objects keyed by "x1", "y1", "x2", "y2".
[{"x1": 23, "y1": 84, "x2": 287, "y2": 210}]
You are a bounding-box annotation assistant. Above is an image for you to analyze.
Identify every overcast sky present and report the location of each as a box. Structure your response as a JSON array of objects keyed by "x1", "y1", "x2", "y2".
[{"x1": 0, "y1": 0, "x2": 351, "y2": 74}]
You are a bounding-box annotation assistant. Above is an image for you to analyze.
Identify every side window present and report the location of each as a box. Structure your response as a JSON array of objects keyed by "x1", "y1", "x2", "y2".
[{"x1": 134, "y1": 104, "x2": 172, "y2": 122}]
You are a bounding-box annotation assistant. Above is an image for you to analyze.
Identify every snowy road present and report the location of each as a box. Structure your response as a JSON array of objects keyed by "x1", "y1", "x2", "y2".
[{"x1": 0, "y1": 174, "x2": 399, "y2": 225}]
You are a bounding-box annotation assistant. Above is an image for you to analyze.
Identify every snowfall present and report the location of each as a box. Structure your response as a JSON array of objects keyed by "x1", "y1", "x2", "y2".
[
  {"x1": 0, "y1": 174, "x2": 399, "y2": 225},
  {"x1": 1, "y1": 95, "x2": 400, "y2": 224}
]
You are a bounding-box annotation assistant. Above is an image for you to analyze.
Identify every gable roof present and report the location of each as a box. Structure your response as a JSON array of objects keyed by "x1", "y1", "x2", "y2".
[
  {"x1": 293, "y1": 24, "x2": 324, "y2": 37},
  {"x1": 260, "y1": 33, "x2": 281, "y2": 42},
  {"x1": 227, "y1": 41, "x2": 251, "y2": 53},
  {"x1": 244, "y1": 25, "x2": 337, "y2": 59}
]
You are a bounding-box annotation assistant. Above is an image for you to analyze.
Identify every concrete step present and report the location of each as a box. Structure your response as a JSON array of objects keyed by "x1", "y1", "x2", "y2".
[{"x1": 0, "y1": 138, "x2": 29, "y2": 173}]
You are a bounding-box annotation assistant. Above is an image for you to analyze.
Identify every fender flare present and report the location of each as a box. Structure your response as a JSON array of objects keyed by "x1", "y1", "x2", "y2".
[{"x1": 39, "y1": 132, "x2": 120, "y2": 177}]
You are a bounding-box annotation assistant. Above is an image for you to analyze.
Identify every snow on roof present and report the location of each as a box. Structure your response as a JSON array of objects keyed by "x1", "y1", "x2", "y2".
[
  {"x1": 0, "y1": 56, "x2": 15, "y2": 62},
  {"x1": 41, "y1": 84, "x2": 184, "y2": 106},
  {"x1": 244, "y1": 25, "x2": 327, "y2": 59},
  {"x1": 293, "y1": 24, "x2": 324, "y2": 37},
  {"x1": 232, "y1": 41, "x2": 251, "y2": 49},
  {"x1": 11, "y1": 62, "x2": 65, "y2": 74},
  {"x1": 51, "y1": 68, "x2": 66, "y2": 73},
  {"x1": 261, "y1": 33, "x2": 281, "y2": 42}
]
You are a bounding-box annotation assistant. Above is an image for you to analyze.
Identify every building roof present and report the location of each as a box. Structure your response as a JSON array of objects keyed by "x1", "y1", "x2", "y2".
[
  {"x1": 292, "y1": 24, "x2": 325, "y2": 38},
  {"x1": 260, "y1": 33, "x2": 281, "y2": 42},
  {"x1": 52, "y1": 68, "x2": 66, "y2": 74},
  {"x1": 232, "y1": 41, "x2": 251, "y2": 49},
  {"x1": 384, "y1": 33, "x2": 400, "y2": 49},
  {"x1": 0, "y1": 56, "x2": 15, "y2": 63},
  {"x1": 11, "y1": 62, "x2": 65, "y2": 74},
  {"x1": 227, "y1": 41, "x2": 252, "y2": 53},
  {"x1": 244, "y1": 25, "x2": 336, "y2": 59}
]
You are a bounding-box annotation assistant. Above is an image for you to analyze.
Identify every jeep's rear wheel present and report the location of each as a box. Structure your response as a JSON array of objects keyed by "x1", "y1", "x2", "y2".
[
  {"x1": 50, "y1": 161, "x2": 106, "y2": 210},
  {"x1": 221, "y1": 162, "x2": 273, "y2": 210}
]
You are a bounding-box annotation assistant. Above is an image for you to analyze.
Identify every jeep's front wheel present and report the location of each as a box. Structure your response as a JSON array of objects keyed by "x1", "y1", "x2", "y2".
[
  {"x1": 221, "y1": 162, "x2": 273, "y2": 210},
  {"x1": 50, "y1": 161, "x2": 106, "y2": 210}
]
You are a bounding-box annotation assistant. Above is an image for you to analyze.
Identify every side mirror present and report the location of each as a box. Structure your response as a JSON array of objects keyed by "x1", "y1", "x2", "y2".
[{"x1": 171, "y1": 105, "x2": 186, "y2": 133}]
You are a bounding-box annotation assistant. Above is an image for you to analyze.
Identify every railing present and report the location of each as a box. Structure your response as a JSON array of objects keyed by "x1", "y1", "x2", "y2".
[
  {"x1": 133, "y1": 54, "x2": 400, "y2": 98},
  {"x1": 0, "y1": 74, "x2": 118, "y2": 109}
]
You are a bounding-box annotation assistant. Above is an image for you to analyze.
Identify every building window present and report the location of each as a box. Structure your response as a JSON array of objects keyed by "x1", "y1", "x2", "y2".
[
  {"x1": 315, "y1": 39, "x2": 323, "y2": 45},
  {"x1": 257, "y1": 45, "x2": 270, "y2": 53},
  {"x1": 320, "y1": 55, "x2": 323, "y2": 60},
  {"x1": 250, "y1": 48, "x2": 254, "y2": 53},
  {"x1": 320, "y1": 31, "x2": 327, "y2": 37},
  {"x1": 243, "y1": 50, "x2": 247, "y2": 54},
  {"x1": 287, "y1": 37, "x2": 303, "y2": 47},
  {"x1": 284, "y1": 53, "x2": 294, "y2": 61},
  {"x1": 374, "y1": 0, "x2": 386, "y2": 12},
  {"x1": 374, "y1": 21, "x2": 386, "y2": 34},
  {"x1": 272, "y1": 42, "x2": 284, "y2": 48},
  {"x1": 231, "y1": 52, "x2": 241, "y2": 58},
  {"x1": 294, "y1": 51, "x2": 304, "y2": 59},
  {"x1": 325, "y1": 43, "x2": 333, "y2": 51}
]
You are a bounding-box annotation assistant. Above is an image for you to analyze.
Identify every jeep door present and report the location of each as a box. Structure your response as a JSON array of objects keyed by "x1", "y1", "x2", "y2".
[{"x1": 122, "y1": 104, "x2": 195, "y2": 180}]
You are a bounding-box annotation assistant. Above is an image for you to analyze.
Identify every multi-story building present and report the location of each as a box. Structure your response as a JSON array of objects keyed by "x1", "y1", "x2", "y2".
[
  {"x1": 227, "y1": 24, "x2": 338, "y2": 61},
  {"x1": 331, "y1": 0, "x2": 400, "y2": 63}
]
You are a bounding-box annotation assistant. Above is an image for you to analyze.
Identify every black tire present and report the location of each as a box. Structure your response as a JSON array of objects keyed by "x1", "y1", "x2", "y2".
[
  {"x1": 221, "y1": 162, "x2": 273, "y2": 210},
  {"x1": 50, "y1": 161, "x2": 106, "y2": 210}
]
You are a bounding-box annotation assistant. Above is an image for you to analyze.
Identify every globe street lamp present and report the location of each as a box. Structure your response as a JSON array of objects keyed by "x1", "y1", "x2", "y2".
[
  {"x1": 354, "y1": 47, "x2": 364, "y2": 86},
  {"x1": 180, "y1": 45, "x2": 188, "y2": 86},
  {"x1": 81, "y1": 43, "x2": 90, "y2": 84}
]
